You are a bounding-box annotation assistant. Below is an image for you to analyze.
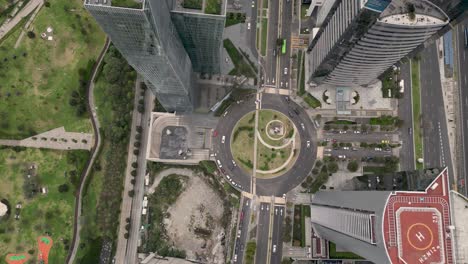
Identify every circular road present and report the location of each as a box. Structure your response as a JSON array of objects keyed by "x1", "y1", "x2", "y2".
[{"x1": 213, "y1": 93, "x2": 317, "y2": 196}]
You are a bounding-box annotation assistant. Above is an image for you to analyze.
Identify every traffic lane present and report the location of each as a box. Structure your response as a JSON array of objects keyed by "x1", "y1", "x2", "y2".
[
  {"x1": 279, "y1": 0, "x2": 292, "y2": 89},
  {"x1": 214, "y1": 98, "x2": 257, "y2": 193},
  {"x1": 398, "y1": 62, "x2": 415, "y2": 170},
  {"x1": 326, "y1": 148, "x2": 394, "y2": 159},
  {"x1": 236, "y1": 198, "x2": 252, "y2": 264},
  {"x1": 255, "y1": 203, "x2": 272, "y2": 264},
  {"x1": 420, "y1": 43, "x2": 445, "y2": 168},
  {"x1": 256, "y1": 95, "x2": 317, "y2": 195},
  {"x1": 457, "y1": 22, "x2": 468, "y2": 195},
  {"x1": 248, "y1": 0, "x2": 258, "y2": 58},
  {"x1": 271, "y1": 206, "x2": 284, "y2": 264},
  {"x1": 265, "y1": 0, "x2": 279, "y2": 85}
]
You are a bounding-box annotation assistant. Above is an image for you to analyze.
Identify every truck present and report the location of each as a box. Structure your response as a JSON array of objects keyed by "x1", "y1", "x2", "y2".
[{"x1": 399, "y1": 79, "x2": 405, "y2": 93}]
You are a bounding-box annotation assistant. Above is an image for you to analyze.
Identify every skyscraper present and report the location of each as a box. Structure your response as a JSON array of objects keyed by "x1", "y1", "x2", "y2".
[
  {"x1": 310, "y1": 168, "x2": 459, "y2": 263},
  {"x1": 85, "y1": 0, "x2": 226, "y2": 112},
  {"x1": 307, "y1": 0, "x2": 449, "y2": 86}
]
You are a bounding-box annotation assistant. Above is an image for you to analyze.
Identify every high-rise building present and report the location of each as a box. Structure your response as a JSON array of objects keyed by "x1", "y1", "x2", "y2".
[
  {"x1": 85, "y1": 0, "x2": 225, "y2": 112},
  {"x1": 309, "y1": 168, "x2": 467, "y2": 264},
  {"x1": 307, "y1": 0, "x2": 449, "y2": 86}
]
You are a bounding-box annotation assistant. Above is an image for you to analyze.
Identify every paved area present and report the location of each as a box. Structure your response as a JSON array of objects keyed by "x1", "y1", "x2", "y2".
[
  {"x1": 0, "y1": 126, "x2": 94, "y2": 150},
  {"x1": 449, "y1": 190, "x2": 468, "y2": 262},
  {"x1": 14, "y1": 0, "x2": 43, "y2": 48},
  {"x1": 398, "y1": 62, "x2": 415, "y2": 171},
  {"x1": 255, "y1": 202, "x2": 272, "y2": 264}
]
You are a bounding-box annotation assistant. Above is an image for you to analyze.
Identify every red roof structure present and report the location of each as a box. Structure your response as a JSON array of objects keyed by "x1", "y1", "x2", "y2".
[{"x1": 383, "y1": 168, "x2": 453, "y2": 264}]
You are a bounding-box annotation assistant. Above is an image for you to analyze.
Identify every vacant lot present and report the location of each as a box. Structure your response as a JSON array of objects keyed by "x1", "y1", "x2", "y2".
[
  {"x1": 0, "y1": 148, "x2": 89, "y2": 264},
  {"x1": 0, "y1": 0, "x2": 105, "y2": 139}
]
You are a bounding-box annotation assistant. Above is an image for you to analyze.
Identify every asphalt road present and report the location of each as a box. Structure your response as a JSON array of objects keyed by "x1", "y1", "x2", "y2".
[
  {"x1": 247, "y1": 0, "x2": 259, "y2": 59},
  {"x1": 398, "y1": 62, "x2": 416, "y2": 171},
  {"x1": 255, "y1": 203, "x2": 271, "y2": 264},
  {"x1": 265, "y1": 0, "x2": 279, "y2": 86},
  {"x1": 327, "y1": 148, "x2": 394, "y2": 159},
  {"x1": 278, "y1": 0, "x2": 292, "y2": 90},
  {"x1": 456, "y1": 20, "x2": 468, "y2": 195},
  {"x1": 321, "y1": 132, "x2": 397, "y2": 143},
  {"x1": 420, "y1": 43, "x2": 454, "y2": 179},
  {"x1": 214, "y1": 93, "x2": 316, "y2": 196},
  {"x1": 270, "y1": 206, "x2": 284, "y2": 264},
  {"x1": 234, "y1": 198, "x2": 252, "y2": 264}
]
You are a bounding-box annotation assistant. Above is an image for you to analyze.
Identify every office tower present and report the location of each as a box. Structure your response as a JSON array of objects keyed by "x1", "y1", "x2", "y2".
[
  {"x1": 307, "y1": 0, "x2": 449, "y2": 86},
  {"x1": 310, "y1": 168, "x2": 457, "y2": 264},
  {"x1": 85, "y1": 0, "x2": 226, "y2": 112},
  {"x1": 170, "y1": 0, "x2": 226, "y2": 74}
]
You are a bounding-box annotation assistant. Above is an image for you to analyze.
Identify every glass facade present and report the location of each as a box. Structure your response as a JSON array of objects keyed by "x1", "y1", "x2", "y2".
[
  {"x1": 171, "y1": 11, "x2": 224, "y2": 74},
  {"x1": 85, "y1": 0, "x2": 195, "y2": 113}
]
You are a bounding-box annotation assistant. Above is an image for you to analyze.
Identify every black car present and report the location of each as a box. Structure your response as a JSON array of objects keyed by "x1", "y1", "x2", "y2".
[
  {"x1": 288, "y1": 111, "x2": 294, "y2": 117},
  {"x1": 293, "y1": 108, "x2": 300, "y2": 115}
]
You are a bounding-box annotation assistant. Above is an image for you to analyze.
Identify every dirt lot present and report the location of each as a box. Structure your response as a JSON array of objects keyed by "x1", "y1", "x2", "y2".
[{"x1": 164, "y1": 174, "x2": 226, "y2": 263}]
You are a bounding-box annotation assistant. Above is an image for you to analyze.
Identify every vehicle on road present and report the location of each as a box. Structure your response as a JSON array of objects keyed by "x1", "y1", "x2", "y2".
[
  {"x1": 227, "y1": 175, "x2": 231, "y2": 180},
  {"x1": 273, "y1": 244, "x2": 277, "y2": 253},
  {"x1": 251, "y1": 0, "x2": 254, "y2": 7},
  {"x1": 293, "y1": 108, "x2": 300, "y2": 115},
  {"x1": 343, "y1": 146, "x2": 350, "y2": 150},
  {"x1": 408, "y1": 127, "x2": 412, "y2": 135},
  {"x1": 223, "y1": 111, "x2": 228, "y2": 117},
  {"x1": 213, "y1": 130, "x2": 218, "y2": 137},
  {"x1": 273, "y1": 48, "x2": 277, "y2": 57},
  {"x1": 301, "y1": 123, "x2": 305, "y2": 130},
  {"x1": 281, "y1": 39, "x2": 286, "y2": 54},
  {"x1": 233, "y1": 254, "x2": 237, "y2": 262},
  {"x1": 240, "y1": 211, "x2": 244, "y2": 221},
  {"x1": 375, "y1": 147, "x2": 382, "y2": 151},
  {"x1": 338, "y1": 155, "x2": 346, "y2": 159},
  {"x1": 306, "y1": 141, "x2": 310, "y2": 148},
  {"x1": 353, "y1": 130, "x2": 360, "y2": 134},
  {"x1": 222, "y1": 135, "x2": 226, "y2": 144},
  {"x1": 284, "y1": 67, "x2": 288, "y2": 75},
  {"x1": 280, "y1": 81, "x2": 283, "y2": 87},
  {"x1": 247, "y1": 22, "x2": 251, "y2": 30},
  {"x1": 288, "y1": 111, "x2": 294, "y2": 117},
  {"x1": 237, "y1": 230, "x2": 241, "y2": 238},
  {"x1": 216, "y1": 160, "x2": 222, "y2": 167},
  {"x1": 232, "y1": 160, "x2": 237, "y2": 166}
]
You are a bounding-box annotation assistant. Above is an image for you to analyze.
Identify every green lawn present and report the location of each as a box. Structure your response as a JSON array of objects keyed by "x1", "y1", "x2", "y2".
[
  {"x1": 261, "y1": 18, "x2": 268, "y2": 56},
  {"x1": 411, "y1": 59, "x2": 423, "y2": 170},
  {"x1": 0, "y1": 0, "x2": 105, "y2": 139},
  {"x1": 257, "y1": 109, "x2": 294, "y2": 147},
  {"x1": 301, "y1": 4, "x2": 310, "y2": 20},
  {"x1": 0, "y1": 148, "x2": 89, "y2": 264},
  {"x1": 224, "y1": 38, "x2": 256, "y2": 78},
  {"x1": 182, "y1": 0, "x2": 202, "y2": 9},
  {"x1": 329, "y1": 242, "x2": 363, "y2": 259},
  {"x1": 111, "y1": 0, "x2": 142, "y2": 8},
  {"x1": 205, "y1": 0, "x2": 221, "y2": 14},
  {"x1": 263, "y1": 0, "x2": 268, "y2": 8},
  {"x1": 303, "y1": 93, "x2": 321, "y2": 108}
]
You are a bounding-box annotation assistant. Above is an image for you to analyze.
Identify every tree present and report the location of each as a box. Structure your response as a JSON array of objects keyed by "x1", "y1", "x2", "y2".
[
  {"x1": 58, "y1": 184, "x2": 69, "y2": 193},
  {"x1": 44, "y1": 1, "x2": 50, "y2": 7},
  {"x1": 124, "y1": 233, "x2": 129, "y2": 239},
  {"x1": 327, "y1": 162, "x2": 339, "y2": 173},
  {"x1": 323, "y1": 124, "x2": 331, "y2": 131},
  {"x1": 276, "y1": 38, "x2": 284, "y2": 46},
  {"x1": 27, "y1": 31, "x2": 36, "y2": 39},
  {"x1": 128, "y1": 190, "x2": 135, "y2": 197},
  {"x1": 315, "y1": 160, "x2": 323, "y2": 167},
  {"x1": 347, "y1": 160, "x2": 359, "y2": 172}
]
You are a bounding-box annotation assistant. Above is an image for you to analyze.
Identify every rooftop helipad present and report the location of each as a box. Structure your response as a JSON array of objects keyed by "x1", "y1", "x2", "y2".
[{"x1": 383, "y1": 169, "x2": 453, "y2": 264}]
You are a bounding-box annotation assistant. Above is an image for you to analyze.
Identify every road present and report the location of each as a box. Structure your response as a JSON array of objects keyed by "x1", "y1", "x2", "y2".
[
  {"x1": 234, "y1": 198, "x2": 252, "y2": 264},
  {"x1": 278, "y1": 0, "x2": 292, "y2": 90},
  {"x1": 419, "y1": 43, "x2": 454, "y2": 178},
  {"x1": 66, "y1": 39, "x2": 109, "y2": 264},
  {"x1": 265, "y1": 0, "x2": 279, "y2": 86},
  {"x1": 398, "y1": 62, "x2": 415, "y2": 171},
  {"x1": 125, "y1": 85, "x2": 154, "y2": 263},
  {"x1": 255, "y1": 203, "x2": 271, "y2": 264},
  {"x1": 270, "y1": 206, "x2": 284, "y2": 264},
  {"x1": 455, "y1": 20, "x2": 468, "y2": 195},
  {"x1": 321, "y1": 131, "x2": 397, "y2": 143}
]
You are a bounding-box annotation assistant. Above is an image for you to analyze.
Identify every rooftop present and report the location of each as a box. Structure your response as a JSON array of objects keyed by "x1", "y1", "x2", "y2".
[
  {"x1": 171, "y1": 0, "x2": 226, "y2": 16},
  {"x1": 383, "y1": 168, "x2": 454, "y2": 264},
  {"x1": 84, "y1": 0, "x2": 143, "y2": 9}
]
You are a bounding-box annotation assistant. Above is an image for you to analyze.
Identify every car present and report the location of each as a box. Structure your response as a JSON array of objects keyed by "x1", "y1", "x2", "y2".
[
  {"x1": 301, "y1": 123, "x2": 305, "y2": 130},
  {"x1": 233, "y1": 254, "x2": 238, "y2": 262},
  {"x1": 324, "y1": 148, "x2": 331, "y2": 152},
  {"x1": 288, "y1": 111, "x2": 294, "y2": 117},
  {"x1": 273, "y1": 244, "x2": 277, "y2": 253},
  {"x1": 222, "y1": 135, "x2": 226, "y2": 144},
  {"x1": 216, "y1": 160, "x2": 222, "y2": 167},
  {"x1": 293, "y1": 108, "x2": 300, "y2": 115},
  {"x1": 240, "y1": 211, "x2": 244, "y2": 220},
  {"x1": 223, "y1": 111, "x2": 228, "y2": 117},
  {"x1": 384, "y1": 147, "x2": 391, "y2": 152},
  {"x1": 353, "y1": 130, "x2": 361, "y2": 134},
  {"x1": 284, "y1": 96, "x2": 290, "y2": 102},
  {"x1": 286, "y1": 82, "x2": 289, "y2": 88},
  {"x1": 306, "y1": 141, "x2": 310, "y2": 148},
  {"x1": 338, "y1": 155, "x2": 346, "y2": 159},
  {"x1": 408, "y1": 127, "x2": 412, "y2": 135},
  {"x1": 212, "y1": 130, "x2": 218, "y2": 137},
  {"x1": 251, "y1": 0, "x2": 254, "y2": 7},
  {"x1": 246, "y1": 200, "x2": 249, "y2": 206},
  {"x1": 282, "y1": 193, "x2": 286, "y2": 198},
  {"x1": 343, "y1": 146, "x2": 350, "y2": 150},
  {"x1": 324, "y1": 153, "x2": 332, "y2": 157},
  {"x1": 280, "y1": 81, "x2": 283, "y2": 87},
  {"x1": 331, "y1": 139, "x2": 337, "y2": 143},
  {"x1": 225, "y1": 57, "x2": 229, "y2": 63},
  {"x1": 232, "y1": 160, "x2": 237, "y2": 166},
  {"x1": 226, "y1": 175, "x2": 231, "y2": 180},
  {"x1": 220, "y1": 168, "x2": 225, "y2": 173},
  {"x1": 352, "y1": 147, "x2": 358, "y2": 151},
  {"x1": 375, "y1": 147, "x2": 382, "y2": 151},
  {"x1": 247, "y1": 22, "x2": 251, "y2": 30},
  {"x1": 273, "y1": 48, "x2": 277, "y2": 57},
  {"x1": 284, "y1": 67, "x2": 288, "y2": 75}
]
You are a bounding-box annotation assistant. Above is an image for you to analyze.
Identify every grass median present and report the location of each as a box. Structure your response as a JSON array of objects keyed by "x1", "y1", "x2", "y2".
[
  {"x1": 261, "y1": 18, "x2": 268, "y2": 56},
  {"x1": 411, "y1": 59, "x2": 424, "y2": 170}
]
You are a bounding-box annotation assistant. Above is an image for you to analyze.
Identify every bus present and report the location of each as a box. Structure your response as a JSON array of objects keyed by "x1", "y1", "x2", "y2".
[{"x1": 281, "y1": 39, "x2": 286, "y2": 54}]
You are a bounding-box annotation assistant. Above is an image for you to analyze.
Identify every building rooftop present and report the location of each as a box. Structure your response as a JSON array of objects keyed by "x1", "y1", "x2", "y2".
[
  {"x1": 383, "y1": 168, "x2": 454, "y2": 264},
  {"x1": 84, "y1": 0, "x2": 143, "y2": 9},
  {"x1": 380, "y1": 0, "x2": 449, "y2": 22},
  {"x1": 171, "y1": 0, "x2": 226, "y2": 16}
]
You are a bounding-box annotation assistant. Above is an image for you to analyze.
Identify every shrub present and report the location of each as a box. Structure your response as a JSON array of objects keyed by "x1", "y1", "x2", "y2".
[
  {"x1": 27, "y1": 31, "x2": 36, "y2": 39},
  {"x1": 347, "y1": 160, "x2": 359, "y2": 172},
  {"x1": 58, "y1": 184, "x2": 69, "y2": 193}
]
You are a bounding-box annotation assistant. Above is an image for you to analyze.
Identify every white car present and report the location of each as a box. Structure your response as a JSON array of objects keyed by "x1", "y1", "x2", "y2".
[
  {"x1": 232, "y1": 160, "x2": 237, "y2": 166},
  {"x1": 226, "y1": 175, "x2": 231, "y2": 180},
  {"x1": 280, "y1": 81, "x2": 283, "y2": 87},
  {"x1": 247, "y1": 22, "x2": 251, "y2": 30},
  {"x1": 301, "y1": 123, "x2": 305, "y2": 130},
  {"x1": 284, "y1": 67, "x2": 288, "y2": 75},
  {"x1": 338, "y1": 155, "x2": 346, "y2": 159},
  {"x1": 306, "y1": 141, "x2": 310, "y2": 148},
  {"x1": 273, "y1": 244, "x2": 277, "y2": 253},
  {"x1": 251, "y1": 0, "x2": 254, "y2": 7},
  {"x1": 216, "y1": 160, "x2": 222, "y2": 167},
  {"x1": 222, "y1": 135, "x2": 226, "y2": 144},
  {"x1": 286, "y1": 82, "x2": 289, "y2": 88},
  {"x1": 343, "y1": 146, "x2": 350, "y2": 150},
  {"x1": 375, "y1": 147, "x2": 382, "y2": 151}
]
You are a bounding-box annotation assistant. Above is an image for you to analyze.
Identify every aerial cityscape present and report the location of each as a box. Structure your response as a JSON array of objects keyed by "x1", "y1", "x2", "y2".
[{"x1": 0, "y1": 0, "x2": 467, "y2": 263}]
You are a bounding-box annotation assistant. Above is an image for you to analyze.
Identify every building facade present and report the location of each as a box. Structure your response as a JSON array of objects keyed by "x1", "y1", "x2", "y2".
[
  {"x1": 85, "y1": 0, "x2": 226, "y2": 112},
  {"x1": 307, "y1": 0, "x2": 449, "y2": 87}
]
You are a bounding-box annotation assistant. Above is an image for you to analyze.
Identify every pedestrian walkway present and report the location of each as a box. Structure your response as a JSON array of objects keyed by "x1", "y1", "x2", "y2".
[
  {"x1": 0, "y1": 127, "x2": 93, "y2": 150},
  {"x1": 0, "y1": 0, "x2": 43, "y2": 40},
  {"x1": 14, "y1": 0, "x2": 44, "y2": 48}
]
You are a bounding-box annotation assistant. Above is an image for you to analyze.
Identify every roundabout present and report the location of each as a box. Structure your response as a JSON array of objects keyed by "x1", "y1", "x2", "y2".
[{"x1": 213, "y1": 93, "x2": 317, "y2": 196}]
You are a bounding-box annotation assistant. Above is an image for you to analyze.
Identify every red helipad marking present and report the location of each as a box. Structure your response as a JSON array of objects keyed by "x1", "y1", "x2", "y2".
[{"x1": 383, "y1": 169, "x2": 453, "y2": 264}]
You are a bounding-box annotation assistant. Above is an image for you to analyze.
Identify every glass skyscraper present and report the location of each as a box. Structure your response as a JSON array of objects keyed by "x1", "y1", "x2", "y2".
[{"x1": 85, "y1": 0, "x2": 226, "y2": 112}]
